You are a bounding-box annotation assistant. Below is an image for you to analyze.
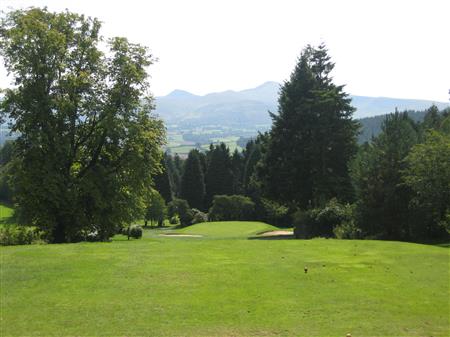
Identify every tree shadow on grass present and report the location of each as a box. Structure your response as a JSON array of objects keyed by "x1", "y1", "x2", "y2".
[
  {"x1": 0, "y1": 216, "x2": 17, "y2": 226},
  {"x1": 434, "y1": 242, "x2": 450, "y2": 248},
  {"x1": 248, "y1": 234, "x2": 295, "y2": 240}
]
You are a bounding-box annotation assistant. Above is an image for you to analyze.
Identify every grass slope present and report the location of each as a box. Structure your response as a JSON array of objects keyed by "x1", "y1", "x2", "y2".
[
  {"x1": 176, "y1": 221, "x2": 278, "y2": 239},
  {"x1": 1, "y1": 222, "x2": 449, "y2": 336},
  {"x1": 0, "y1": 203, "x2": 13, "y2": 220}
]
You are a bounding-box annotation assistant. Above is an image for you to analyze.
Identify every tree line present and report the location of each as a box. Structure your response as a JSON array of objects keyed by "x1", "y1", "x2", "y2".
[
  {"x1": 0, "y1": 8, "x2": 448, "y2": 244},
  {"x1": 151, "y1": 44, "x2": 449, "y2": 242}
]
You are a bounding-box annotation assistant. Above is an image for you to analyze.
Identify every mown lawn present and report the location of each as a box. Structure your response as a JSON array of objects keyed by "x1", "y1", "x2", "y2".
[
  {"x1": 1, "y1": 222, "x2": 449, "y2": 336},
  {"x1": 0, "y1": 204, "x2": 14, "y2": 221}
]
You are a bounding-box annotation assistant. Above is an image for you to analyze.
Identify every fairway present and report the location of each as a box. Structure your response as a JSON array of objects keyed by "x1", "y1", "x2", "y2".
[
  {"x1": 1, "y1": 221, "x2": 448, "y2": 337},
  {"x1": 176, "y1": 221, "x2": 279, "y2": 238}
]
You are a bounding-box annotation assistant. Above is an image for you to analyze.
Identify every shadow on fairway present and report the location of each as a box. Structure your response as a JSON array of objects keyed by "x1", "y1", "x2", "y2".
[{"x1": 248, "y1": 234, "x2": 295, "y2": 240}]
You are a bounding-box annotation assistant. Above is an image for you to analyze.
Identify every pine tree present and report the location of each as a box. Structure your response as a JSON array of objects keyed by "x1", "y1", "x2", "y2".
[
  {"x1": 165, "y1": 153, "x2": 182, "y2": 197},
  {"x1": 154, "y1": 156, "x2": 172, "y2": 203},
  {"x1": 259, "y1": 44, "x2": 358, "y2": 208},
  {"x1": 180, "y1": 150, "x2": 205, "y2": 210},
  {"x1": 231, "y1": 149, "x2": 244, "y2": 194},
  {"x1": 351, "y1": 111, "x2": 419, "y2": 240},
  {"x1": 205, "y1": 143, "x2": 233, "y2": 208}
]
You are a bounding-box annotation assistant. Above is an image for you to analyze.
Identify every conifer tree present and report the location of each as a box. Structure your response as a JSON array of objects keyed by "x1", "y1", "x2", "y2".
[
  {"x1": 181, "y1": 150, "x2": 205, "y2": 210},
  {"x1": 154, "y1": 156, "x2": 172, "y2": 203},
  {"x1": 259, "y1": 44, "x2": 358, "y2": 208},
  {"x1": 351, "y1": 111, "x2": 419, "y2": 240},
  {"x1": 205, "y1": 143, "x2": 233, "y2": 207}
]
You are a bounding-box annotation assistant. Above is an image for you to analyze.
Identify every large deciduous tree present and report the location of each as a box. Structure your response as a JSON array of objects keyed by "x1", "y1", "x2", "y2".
[
  {"x1": 258, "y1": 44, "x2": 359, "y2": 208},
  {"x1": 0, "y1": 8, "x2": 165, "y2": 242},
  {"x1": 403, "y1": 130, "x2": 450, "y2": 239}
]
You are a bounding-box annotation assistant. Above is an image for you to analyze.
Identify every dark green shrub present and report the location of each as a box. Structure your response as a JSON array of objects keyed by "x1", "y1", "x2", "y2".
[
  {"x1": 260, "y1": 198, "x2": 291, "y2": 227},
  {"x1": 191, "y1": 209, "x2": 208, "y2": 224},
  {"x1": 208, "y1": 195, "x2": 255, "y2": 221},
  {"x1": 293, "y1": 210, "x2": 315, "y2": 239},
  {"x1": 293, "y1": 199, "x2": 358, "y2": 239},
  {"x1": 0, "y1": 225, "x2": 45, "y2": 245},
  {"x1": 167, "y1": 198, "x2": 193, "y2": 227},
  {"x1": 333, "y1": 220, "x2": 362, "y2": 239},
  {"x1": 128, "y1": 225, "x2": 143, "y2": 239}
]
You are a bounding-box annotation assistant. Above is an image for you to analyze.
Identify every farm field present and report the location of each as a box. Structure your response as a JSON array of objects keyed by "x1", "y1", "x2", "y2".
[{"x1": 1, "y1": 221, "x2": 449, "y2": 336}]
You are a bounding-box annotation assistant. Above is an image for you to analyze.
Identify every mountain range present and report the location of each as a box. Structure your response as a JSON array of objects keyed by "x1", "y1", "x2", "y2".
[{"x1": 155, "y1": 81, "x2": 449, "y2": 126}]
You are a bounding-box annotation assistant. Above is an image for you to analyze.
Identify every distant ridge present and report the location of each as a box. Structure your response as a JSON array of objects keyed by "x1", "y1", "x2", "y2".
[{"x1": 155, "y1": 82, "x2": 449, "y2": 126}]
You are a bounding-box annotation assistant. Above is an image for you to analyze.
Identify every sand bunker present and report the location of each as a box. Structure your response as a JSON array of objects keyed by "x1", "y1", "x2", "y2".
[
  {"x1": 158, "y1": 233, "x2": 203, "y2": 237},
  {"x1": 259, "y1": 230, "x2": 293, "y2": 237}
]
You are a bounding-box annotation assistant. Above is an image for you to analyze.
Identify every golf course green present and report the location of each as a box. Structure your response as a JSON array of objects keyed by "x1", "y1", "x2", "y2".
[{"x1": 1, "y1": 221, "x2": 449, "y2": 336}]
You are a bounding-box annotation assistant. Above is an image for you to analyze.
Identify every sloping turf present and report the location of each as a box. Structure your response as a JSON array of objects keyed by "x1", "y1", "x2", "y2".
[
  {"x1": 0, "y1": 203, "x2": 14, "y2": 221},
  {"x1": 175, "y1": 221, "x2": 279, "y2": 238},
  {"x1": 1, "y1": 223, "x2": 449, "y2": 336}
]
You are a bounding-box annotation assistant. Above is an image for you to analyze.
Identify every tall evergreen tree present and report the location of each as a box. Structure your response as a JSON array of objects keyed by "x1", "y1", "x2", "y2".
[
  {"x1": 351, "y1": 111, "x2": 419, "y2": 240},
  {"x1": 181, "y1": 150, "x2": 205, "y2": 210},
  {"x1": 231, "y1": 149, "x2": 244, "y2": 194},
  {"x1": 259, "y1": 44, "x2": 359, "y2": 208},
  {"x1": 154, "y1": 156, "x2": 172, "y2": 203},
  {"x1": 205, "y1": 143, "x2": 233, "y2": 207},
  {"x1": 422, "y1": 104, "x2": 441, "y2": 131},
  {"x1": 165, "y1": 153, "x2": 182, "y2": 197}
]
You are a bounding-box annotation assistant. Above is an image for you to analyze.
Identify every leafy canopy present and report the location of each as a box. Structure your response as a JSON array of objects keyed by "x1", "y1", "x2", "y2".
[{"x1": 0, "y1": 8, "x2": 165, "y2": 242}]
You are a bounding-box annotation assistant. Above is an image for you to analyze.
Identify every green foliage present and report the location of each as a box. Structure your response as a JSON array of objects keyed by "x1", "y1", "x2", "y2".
[
  {"x1": 259, "y1": 44, "x2": 358, "y2": 208},
  {"x1": 293, "y1": 198, "x2": 355, "y2": 239},
  {"x1": 260, "y1": 198, "x2": 291, "y2": 227},
  {"x1": 351, "y1": 111, "x2": 419, "y2": 240},
  {"x1": 145, "y1": 190, "x2": 167, "y2": 227},
  {"x1": 191, "y1": 208, "x2": 208, "y2": 225},
  {"x1": 128, "y1": 225, "x2": 143, "y2": 239},
  {"x1": 181, "y1": 150, "x2": 206, "y2": 210},
  {"x1": 205, "y1": 143, "x2": 233, "y2": 208},
  {"x1": 0, "y1": 225, "x2": 45, "y2": 245},
  {"x1": 0, "y1": 141, "x2": 14, "y2": 202},
  {"x1": 154, "y1": 156, "x2": 172, "y2": 203},
  {"x1": 169, "y1": 215, "x2": 180, "y2": 225},
  {"x1": 0, "y1": 8, "x2": 165, "y2": 242},
  {"x1": 208, "y1": 195, "x2": 255, "y2": 221},
  {"x1": 167, "y1": 198, "x2": 193, "y2": 227},
  {"x1": 403, "y1": 130, "x2": 450, "y2": 239},
  {"x1": 165, "y1": 153, "x2": 182, "y2": 198}
]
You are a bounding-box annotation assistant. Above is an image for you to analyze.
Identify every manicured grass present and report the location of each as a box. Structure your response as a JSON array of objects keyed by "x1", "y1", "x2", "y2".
[
  {"x1": 1, "y1": 222, "x2": 449, "y2": 336},
  {"x1": 176, "y1": 221, "x2": 279, "y2": 238},
  {"x1": 0, "y1": 203, "x2": 14, "y2": 221}
]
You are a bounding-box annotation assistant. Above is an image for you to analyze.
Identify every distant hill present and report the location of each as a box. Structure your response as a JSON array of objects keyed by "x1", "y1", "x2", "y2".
[{"x1": 155, "y1": 81, "x2": 449, "y2": 126}]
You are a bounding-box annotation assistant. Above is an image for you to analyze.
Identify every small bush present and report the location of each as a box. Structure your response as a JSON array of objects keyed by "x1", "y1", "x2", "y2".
[
  {"x1": 293, "y1": 199, "x2": 358, "y2": 239},
  {"x1": 293, "y1": 210, "x2": 315, "y2": 239},
  {"x1": 169, "y1": 215, "x2": 180, "y2": 225},
  {"x1": 167, "y1": 199, "x2": 193, "y2": 227},
  {"x1": 191, "y1": 209, "x2": 208, "y2": 224},
  {"x1": 260, "y1": 198, "x2": 291, "y2": 227},
  {"x1": 0, "y1": 225, "x2": 45, "y2": 246},
  {"x1": 128, "y1": 225, "x2": 143, "y2": 239},
  {"x1": 333, "y1": 220, "x2": 362, "y2": 239},
  {"x1": 208, "y1": 195, "x2": 255, "y2": 221}
]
